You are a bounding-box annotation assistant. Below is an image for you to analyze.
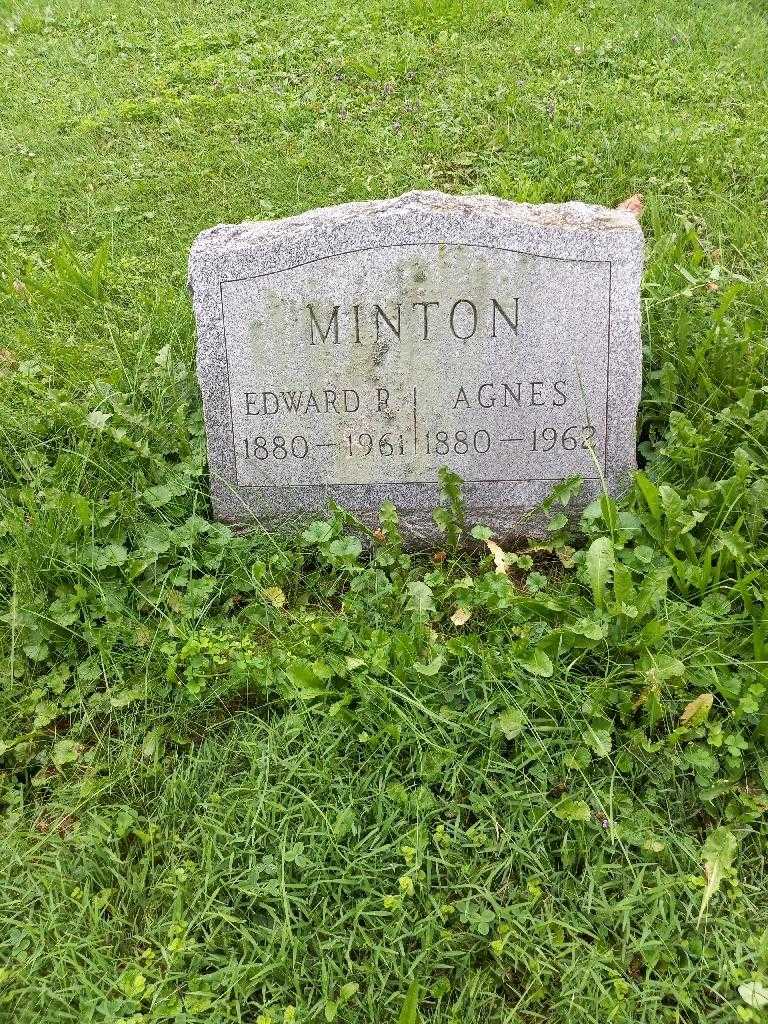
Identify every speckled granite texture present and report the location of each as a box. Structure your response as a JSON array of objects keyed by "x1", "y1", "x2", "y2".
[{"x1": 188, "y1": 190, "x2": 643, "y2": 541}]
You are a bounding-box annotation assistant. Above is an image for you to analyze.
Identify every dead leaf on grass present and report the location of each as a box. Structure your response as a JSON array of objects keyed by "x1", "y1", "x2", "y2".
[
  {"x1": 680, "y1": 692, "x2": 714, "y2": 727},
  {"x1": 263, "y1": 586, "x2": 286, "y2": 609},
  {"x1": 486, "y1": 539, "x2": 510, "y2": 574},
  {"x1": 450, "y1": 606, "x2": 471, "y2": 627},
  {"x1": 616, "y1": 193, "x2": 645, "y2": 217},
  {"x1": 0, "y1": 347, "x2": 17, "y2": 371}
]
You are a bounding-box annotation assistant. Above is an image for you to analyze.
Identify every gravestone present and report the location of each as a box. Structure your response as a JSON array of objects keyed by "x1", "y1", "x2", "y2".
[{"x1": 189, "y1": 191, "x2": 643, "y2": 539}]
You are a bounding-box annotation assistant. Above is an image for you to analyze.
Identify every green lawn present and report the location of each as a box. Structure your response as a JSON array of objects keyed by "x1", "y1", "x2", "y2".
[{"x1": 1, "y1": 1, "x2": 768, "y2": 1021}]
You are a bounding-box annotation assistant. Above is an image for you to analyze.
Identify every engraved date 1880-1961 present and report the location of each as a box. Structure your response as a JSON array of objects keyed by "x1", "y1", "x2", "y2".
[{"x1": 241, "y1": 424, "x2": 598, "y2": 462}]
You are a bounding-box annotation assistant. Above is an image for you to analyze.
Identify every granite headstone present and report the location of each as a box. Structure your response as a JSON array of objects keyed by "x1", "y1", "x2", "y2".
[{"x1": 188, "y1": 191, "x2": 643, "y2": 539}]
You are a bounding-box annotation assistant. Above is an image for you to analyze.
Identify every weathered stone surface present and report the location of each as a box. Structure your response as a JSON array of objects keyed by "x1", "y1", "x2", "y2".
[{"x1": 188, "y1": 190, "x2": 643, "y2": 540}]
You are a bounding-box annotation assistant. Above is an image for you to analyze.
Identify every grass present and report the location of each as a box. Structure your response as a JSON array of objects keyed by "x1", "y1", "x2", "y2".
[{"x1": 1, "y1": 0, "x2": 767, "y2": 1021}]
